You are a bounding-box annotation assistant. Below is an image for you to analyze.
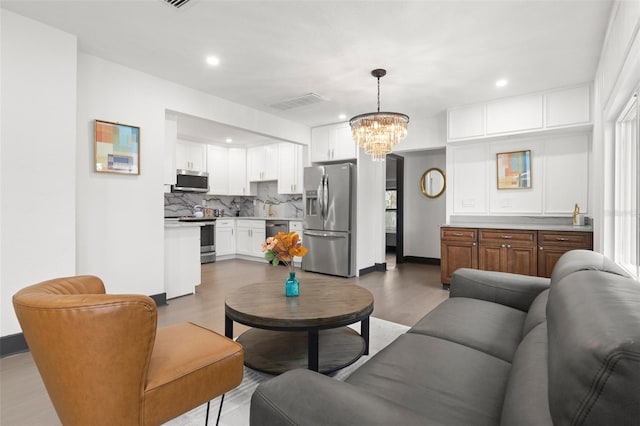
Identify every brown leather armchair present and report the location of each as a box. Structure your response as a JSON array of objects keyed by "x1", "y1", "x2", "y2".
[{"x1": 12, "y1": 275, "x2": 244, "y2": 426}]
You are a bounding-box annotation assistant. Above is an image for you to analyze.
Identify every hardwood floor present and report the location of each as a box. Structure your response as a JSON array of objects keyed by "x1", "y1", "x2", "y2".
[{"x1": 0, "y1": 259, "x2": 448, "y2": 425}]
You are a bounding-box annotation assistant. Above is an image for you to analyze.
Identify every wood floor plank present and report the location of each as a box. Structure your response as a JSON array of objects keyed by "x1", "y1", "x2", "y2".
[{"x1": 0, "y1": 258, "x2": 448, "y2": 425}]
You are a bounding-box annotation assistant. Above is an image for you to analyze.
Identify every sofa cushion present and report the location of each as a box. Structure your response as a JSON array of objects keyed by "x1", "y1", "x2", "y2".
[
  {"x1": 547, "y1": 270, "x2": 640, "y2": 425},
  {"x1": 522, "y1": 289, "x2": 549, "y2": 336},
  {"x1": 346, "y1": 333, "x2": 511, "y2": 426},
  {"x1": 500, "y1": 323, "x2": 552, "y2": 426},
  {"x1": 408, "y1": 297, "x2": 526, "y2": 362},
  {"x1": 550, "y1": 249, "x2": 630, "y2": 285}
]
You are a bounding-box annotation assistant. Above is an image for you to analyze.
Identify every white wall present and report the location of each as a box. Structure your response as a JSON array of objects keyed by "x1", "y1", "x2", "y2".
[
  {"x1": 76, "y1": 53, "x2": 312, "y2": 296},
  {"x1": 356, "y1": 148, "x2": 386, "y2": 273},
  {"x1": 1, "y1": 12, "x2": 311, "y2": 338},
  {"x1": 1, "y1": 10, "x2": 77, "y2": 336},
  {"x1": 446, "y1": 132, "x2": 590, "y2": 219},
  {"x1": 403, "y1": 150, "x2": 447, "y2": 258},
  {"x1": 395, "y1": 113, "x2": 447, "y2": 152}
]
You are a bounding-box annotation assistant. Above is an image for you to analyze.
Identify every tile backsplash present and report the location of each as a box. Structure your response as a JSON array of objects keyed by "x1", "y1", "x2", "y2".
[{"x1": 164, "y1": 181, "x2": 303, "y2": 218}]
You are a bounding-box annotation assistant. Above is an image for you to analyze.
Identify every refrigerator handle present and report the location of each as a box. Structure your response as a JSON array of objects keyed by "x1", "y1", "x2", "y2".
[
  {"x1": 317, "y1": 177, "x2": 324, "y2": 219},
  {"x1": 303, "y1": 230, "x2": 347, "y2": 238},
  {"x1": 322, "y1": 174, "x2": 328, "y2": 218}
]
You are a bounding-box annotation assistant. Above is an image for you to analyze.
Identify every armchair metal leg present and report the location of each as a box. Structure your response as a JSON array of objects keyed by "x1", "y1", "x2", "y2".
[{"x1": 204, "y1": 394, "x2": 225, "y2": 426}]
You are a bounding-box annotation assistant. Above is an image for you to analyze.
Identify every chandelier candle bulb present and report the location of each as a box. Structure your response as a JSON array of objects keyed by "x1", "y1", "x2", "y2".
[{"x1": 350, "y1": 69, "x2": 409, "y2": 161}]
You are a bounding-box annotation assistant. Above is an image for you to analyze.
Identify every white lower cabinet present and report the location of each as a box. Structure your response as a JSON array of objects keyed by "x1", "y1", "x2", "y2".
[
  {"x1": 216, "y1": 219, "x2": 236, "y2": 257},
  {"x1": 164, "y1": 225, "x2": 200, "y2": 299},
  {"x1": 235, "y1": 220, "x2": 266, "y2": 258}
]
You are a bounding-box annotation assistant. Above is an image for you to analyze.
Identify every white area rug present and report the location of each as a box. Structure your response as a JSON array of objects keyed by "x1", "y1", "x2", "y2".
[{"x1": 165, "y1": 317, "x2": 409, "y2": 426}]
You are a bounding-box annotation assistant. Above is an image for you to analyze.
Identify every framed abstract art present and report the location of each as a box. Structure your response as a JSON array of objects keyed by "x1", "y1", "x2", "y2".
[
  {"x1": 94, "y1": 119, "x2": 140, "y2": 175},
  {"x1": 496, "y1": 150, "x2": 531, "y2": 189}
]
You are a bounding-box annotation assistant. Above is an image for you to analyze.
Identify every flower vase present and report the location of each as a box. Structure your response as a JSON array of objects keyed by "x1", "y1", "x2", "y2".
[{"x1": 285, "y1": 271, "x2": 299, "y2": 297}]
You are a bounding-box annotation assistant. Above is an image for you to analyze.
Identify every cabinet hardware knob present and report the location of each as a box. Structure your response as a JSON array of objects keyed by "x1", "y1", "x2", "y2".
[
  {"x1": 501, "y1": 244, "x2": 505, "y2": 248},
  {"x1": 507, "y1": 244, "x2": 511, "y2": 248},
  {"x1": 539, "y1": 246, "x2": 543, "y2": 250},
  {"x1": 472, "y1": 242, "x2": 476, "y2": 246}
]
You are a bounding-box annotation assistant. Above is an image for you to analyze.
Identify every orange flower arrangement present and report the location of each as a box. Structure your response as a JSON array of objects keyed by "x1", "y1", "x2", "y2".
[{"x1": 262, "y1": 231, "x2": 308, "y2": 271}]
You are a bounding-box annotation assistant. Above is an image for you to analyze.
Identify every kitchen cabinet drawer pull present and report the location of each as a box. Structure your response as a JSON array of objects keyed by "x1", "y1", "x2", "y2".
[
  {"x1": 501, "y1": 235, "x2": 513, "y2": 239},
  {"x1": 555, "y1": 237, "x2": 569, "y2": 241},
  {"x1": 453, "y1": 232, "x2": 464, "y2": 236}
]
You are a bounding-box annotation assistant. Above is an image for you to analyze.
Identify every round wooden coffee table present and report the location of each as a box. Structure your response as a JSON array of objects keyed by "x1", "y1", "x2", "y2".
[{"x1": 225, "y1": 279, "x2": 374, "y2": 375}]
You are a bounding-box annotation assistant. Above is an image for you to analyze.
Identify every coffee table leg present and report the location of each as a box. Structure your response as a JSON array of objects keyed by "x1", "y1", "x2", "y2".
[
  {"x1": 362, "y1": 317, "x2": 370, "y2": 355},
  {"x1": 308, "y1": 329, "x2": 319, "y2": 372},
  {"x1": 225, "y1": 315, "x2": 233, "y2": 339}
]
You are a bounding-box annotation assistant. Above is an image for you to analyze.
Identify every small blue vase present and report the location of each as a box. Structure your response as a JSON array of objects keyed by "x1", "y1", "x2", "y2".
[{"x1": 285, "y1": 271, "x2": 299, "y2": 297}]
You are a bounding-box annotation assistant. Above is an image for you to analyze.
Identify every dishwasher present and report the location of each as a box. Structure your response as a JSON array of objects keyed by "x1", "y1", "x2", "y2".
[{"x1": 266, "y1": 220, "x2": 289, "y2": 238}]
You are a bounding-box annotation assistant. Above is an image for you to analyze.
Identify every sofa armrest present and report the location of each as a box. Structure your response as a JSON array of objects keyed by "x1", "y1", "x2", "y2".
[
  {"x1": 250, "y1": 369, "x2": 426, "y2": 426},
  {"x1": 450, "y1": 268, "x2": 550, "y2": 312}
]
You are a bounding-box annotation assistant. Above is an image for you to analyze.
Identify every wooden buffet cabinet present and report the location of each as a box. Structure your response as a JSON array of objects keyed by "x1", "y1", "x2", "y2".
[{"x1": 441, "y1": 226, "x2": 593, "y2": 285}]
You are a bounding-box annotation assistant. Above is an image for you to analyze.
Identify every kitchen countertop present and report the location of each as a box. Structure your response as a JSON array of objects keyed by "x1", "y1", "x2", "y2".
[
  {"x1": 164, "y1": 216, "x2": 302, "y2": 226},
  {"x1": 441, "y1": 223, "x2": 593, "y2": 232},
  {"x1": 233, "y1": 216, "x2": 302, "y2": 221}
]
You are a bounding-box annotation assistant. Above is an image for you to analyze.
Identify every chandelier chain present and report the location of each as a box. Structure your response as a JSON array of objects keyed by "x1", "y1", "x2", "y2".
[{"x1": 377, "y1": 77, "x2": 381, "y2": 113}]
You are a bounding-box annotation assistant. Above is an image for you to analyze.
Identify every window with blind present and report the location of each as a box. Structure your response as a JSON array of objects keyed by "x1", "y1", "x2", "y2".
[{"x1": 614, "y1": 92, "x2": 639, "y2": 278}]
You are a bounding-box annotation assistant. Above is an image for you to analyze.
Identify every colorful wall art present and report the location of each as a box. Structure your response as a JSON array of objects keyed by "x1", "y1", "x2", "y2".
[
  {"x1": 94, "y1": 120, "x2": 140, "y2": 175},
  {"x1": 497, "y1": 150, "x2": 531, "y2": 189}
]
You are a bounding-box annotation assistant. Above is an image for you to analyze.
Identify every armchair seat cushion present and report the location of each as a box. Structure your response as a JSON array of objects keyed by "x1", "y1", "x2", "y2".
[{"x1": 144, "y1": 322, "x2": 244, "y2": 425}]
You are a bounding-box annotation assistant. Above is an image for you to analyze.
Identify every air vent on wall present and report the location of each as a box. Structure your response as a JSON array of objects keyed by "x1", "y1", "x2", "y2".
[
  {"x1": 162, "y1": 0, "x2": 192, "y2": 9},
  {"x1": 269, "y1": 93, "x2": 327, "y2": 111}
]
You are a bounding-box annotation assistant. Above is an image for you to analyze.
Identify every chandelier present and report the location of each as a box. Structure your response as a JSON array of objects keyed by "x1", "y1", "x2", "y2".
[{"x1": 349, "y1": 69, "x2": 409, "y2": 161}]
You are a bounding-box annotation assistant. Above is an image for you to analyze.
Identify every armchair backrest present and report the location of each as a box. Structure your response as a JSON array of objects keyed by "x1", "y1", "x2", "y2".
[{"x1": 13, "y1": 275, "x2": 158, "y2": 425}]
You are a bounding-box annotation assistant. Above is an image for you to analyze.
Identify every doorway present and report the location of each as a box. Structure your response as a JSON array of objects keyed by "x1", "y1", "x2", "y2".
[{"x1": 385, "y1": 154, "x2": 404, "y2": 268}]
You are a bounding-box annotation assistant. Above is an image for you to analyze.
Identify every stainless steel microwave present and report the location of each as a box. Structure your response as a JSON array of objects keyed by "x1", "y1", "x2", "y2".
[{"x1": 172, "y1": 169, "x2": 209, "y2": 193}]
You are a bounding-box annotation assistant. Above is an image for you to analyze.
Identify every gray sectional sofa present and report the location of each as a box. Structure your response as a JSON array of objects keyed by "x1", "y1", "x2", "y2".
[{"x1": 250, "y1": 250, "x2": 640, "y2": 425}]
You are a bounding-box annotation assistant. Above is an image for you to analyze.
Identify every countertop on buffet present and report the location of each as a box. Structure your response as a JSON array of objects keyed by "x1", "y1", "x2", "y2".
[
  {"x1": 441, "y1": 223, "x2": 592, "y2": 232},
  {"x1": 442, "y1": 216, "x2": 593, "y2": 232}
]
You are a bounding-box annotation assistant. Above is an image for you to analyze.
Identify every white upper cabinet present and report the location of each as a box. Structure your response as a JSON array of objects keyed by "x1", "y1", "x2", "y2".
[
  {"x1": 207, "y1": 145, "x2": 228, "y2": 195},
  {"x1": 545, "y1": 85, "x2": 591, "y2": 128},
  {"x1": 486, "y1": 94, "x2": 543, "y2": 135},
  {"x1": 176, "y1": 139, "x2": 206, "y2": 172},
  {"x1": 247, "y1": 144, "x2": 279, "y2": 181},
  {"x1": 311, "y1": 123, "x2": 356, "y2": 162},
  {"x1": 448, "y1": 104, "x2": 485, "y2": 140},
  {"x1": 447, "y1": 84, "x2": 592, "y2": 142},
  {"x1": 277, "y1": 143, "x2": 304, "y2": 194},
  {"x1": 228, "y1": 148, "x2": 249, "y2": 195}
]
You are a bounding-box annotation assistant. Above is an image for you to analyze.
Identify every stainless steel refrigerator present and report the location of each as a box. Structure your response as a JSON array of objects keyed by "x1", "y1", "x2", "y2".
[{"x1": 302, "y1": 163, "x2": 356, "y2": 277}]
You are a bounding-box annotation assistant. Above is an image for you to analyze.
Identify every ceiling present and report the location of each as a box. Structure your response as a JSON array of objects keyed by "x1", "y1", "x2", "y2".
[{"x1": 2, "y1": 0, "x2": 612, "y2": 145}]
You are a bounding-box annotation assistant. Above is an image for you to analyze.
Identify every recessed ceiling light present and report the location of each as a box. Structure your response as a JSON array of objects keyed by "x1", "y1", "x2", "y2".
[
  {"x1": 225, "y1": 138, "x2": 232, "y2": 143},
  {"x1": 496, "y1": 79, "x2": 508, "y2": 87},
  {"x1": 206, "y1": 56, "x2": 220, "y2": 66},
  {"x1": 338, "y1": 114, "x2": 347, "y2": 120}
]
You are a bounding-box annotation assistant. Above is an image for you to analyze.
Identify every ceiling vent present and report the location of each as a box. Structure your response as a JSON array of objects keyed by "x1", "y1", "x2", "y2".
[
  {"x1": 269, "y1": 93, "x2": 327, "y2": 111},
  {"x1": 162, "y1": 0, "x2": 192, "y2": 9}
]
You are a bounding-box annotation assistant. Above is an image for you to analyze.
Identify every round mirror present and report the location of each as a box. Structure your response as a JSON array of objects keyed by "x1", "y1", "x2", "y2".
[{"x1": 420, "y1": 168, "x2": 446, "y2": 199}]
